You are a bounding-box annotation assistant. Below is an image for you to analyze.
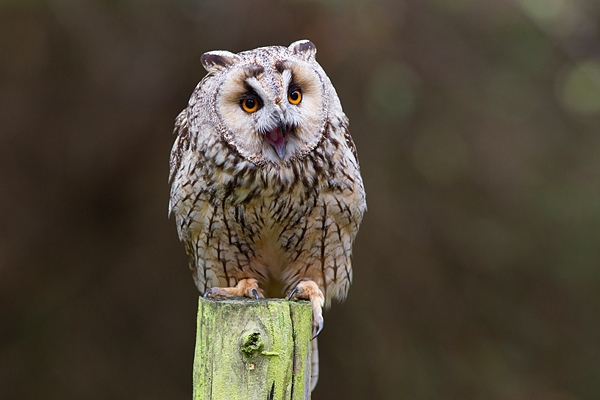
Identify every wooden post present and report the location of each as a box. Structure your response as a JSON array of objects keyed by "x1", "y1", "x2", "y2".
[{"x1": 193, "y1": 297, "x2": 313, "y2": 400}]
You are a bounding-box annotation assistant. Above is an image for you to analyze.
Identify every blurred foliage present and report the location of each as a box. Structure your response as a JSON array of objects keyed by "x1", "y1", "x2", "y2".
[{"x1": 1, "y1": 0, "x2": 600, "y2": 399}]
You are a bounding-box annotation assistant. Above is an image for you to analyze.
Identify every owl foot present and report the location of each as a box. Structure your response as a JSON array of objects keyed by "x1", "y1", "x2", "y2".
[
  {"x1": 288, "y1": 280, "x2": 324, "y2": 338},
  {"x1": 204, "y1": 278, "x2": 265, "y2": 300}
]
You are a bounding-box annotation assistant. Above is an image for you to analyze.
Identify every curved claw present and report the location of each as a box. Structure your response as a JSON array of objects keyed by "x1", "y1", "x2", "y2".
[
  {"x1": 250, "y1": 288, "x2": 259, "y2": 300},
  {"x1": 313, "y1": 315, "x2": 324, "y2": 339},
  {"x1": 287, "y1": 286, "x2": 299, "y2": 301}
]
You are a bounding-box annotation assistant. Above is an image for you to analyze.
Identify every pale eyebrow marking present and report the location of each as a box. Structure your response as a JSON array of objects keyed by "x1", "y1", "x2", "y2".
[
  {"x1": 245, "y1": 76, "x2": 269, "y2": 102},
  {"x1": 281, "y1": 69, "x2": 293, "y2": 93}
]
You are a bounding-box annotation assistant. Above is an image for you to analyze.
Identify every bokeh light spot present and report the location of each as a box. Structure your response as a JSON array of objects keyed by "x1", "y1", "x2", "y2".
[
  {"x1": 558, "y1": 61, "x2": 600, "y2": 115},
  {"x1": 366, "y1": 62, "x2": 420, "y2": 122},
  {"x1": 518, "y1": 0, "x2": 566, "y2": 21}
]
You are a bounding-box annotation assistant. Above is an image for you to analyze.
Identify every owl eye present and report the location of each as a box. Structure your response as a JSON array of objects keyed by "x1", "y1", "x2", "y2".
[
  {"x1": 241, "y1": 97, "x2": 260, "y2": 113},
  {"x1": 288, "y1": 88, "x2": 302, "y2": 105}
]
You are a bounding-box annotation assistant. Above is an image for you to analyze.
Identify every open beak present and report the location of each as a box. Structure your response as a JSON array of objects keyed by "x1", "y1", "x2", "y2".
[{"x1": 263, "y1": 120, "x2": 288, "y2": 159}]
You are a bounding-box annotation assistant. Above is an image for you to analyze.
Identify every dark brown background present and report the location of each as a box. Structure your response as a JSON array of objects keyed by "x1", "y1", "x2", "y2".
[{"x1": 2, "y1": 0, "x2": 600, "y2": 399}]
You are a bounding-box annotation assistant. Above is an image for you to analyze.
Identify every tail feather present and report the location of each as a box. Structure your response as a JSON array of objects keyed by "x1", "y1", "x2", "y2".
[{"x1": 310, "y1": 338, "x2": 319, "y2": 391}]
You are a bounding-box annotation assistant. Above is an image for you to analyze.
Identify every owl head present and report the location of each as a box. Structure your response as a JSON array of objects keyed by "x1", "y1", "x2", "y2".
[{"x1": 195, "y1": 40, "x2": 340, "y2": 165}]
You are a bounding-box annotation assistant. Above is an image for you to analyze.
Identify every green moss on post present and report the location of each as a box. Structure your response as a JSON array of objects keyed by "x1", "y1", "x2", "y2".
[{"x1": 193, "y1": 297, "x2": 313, "y2": 400}]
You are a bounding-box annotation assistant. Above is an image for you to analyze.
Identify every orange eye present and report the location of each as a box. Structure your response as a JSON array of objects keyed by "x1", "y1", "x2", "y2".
[
  {"x1": 288, "y1": 89, "x2": 302, "y2": 105},
  {"x1": 241, "y1": 97, "x2": 259, "y2": 113}
]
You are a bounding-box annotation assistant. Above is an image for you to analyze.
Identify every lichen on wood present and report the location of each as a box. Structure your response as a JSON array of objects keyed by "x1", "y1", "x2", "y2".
[{"x1": 193, "y1": 297, "x2": 313, "y2": 400}]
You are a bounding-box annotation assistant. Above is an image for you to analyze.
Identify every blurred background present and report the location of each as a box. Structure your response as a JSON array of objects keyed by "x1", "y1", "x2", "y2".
[{"x1": 2, "y1": 0, "x2": 600, "y2": 398}]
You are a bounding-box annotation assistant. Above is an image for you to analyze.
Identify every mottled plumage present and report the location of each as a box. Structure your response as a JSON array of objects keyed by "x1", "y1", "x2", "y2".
[{"x1": 168, "y1": 40, "x2": 366, "y2": 390}]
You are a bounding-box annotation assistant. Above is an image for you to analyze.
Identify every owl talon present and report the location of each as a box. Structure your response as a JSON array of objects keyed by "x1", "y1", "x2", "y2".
[
  {"x1": 312, "y1": 314, "x2": 324, "y2": 339},
  {"x1": 288, "y1": 280, "x2": 325, "y2": 338},
  {"x1": 203, "y1": 278, "x2": 264, "y2": 299},
  {"x1": 287, "y1": 286, "x2": 299, "y2": 301}
]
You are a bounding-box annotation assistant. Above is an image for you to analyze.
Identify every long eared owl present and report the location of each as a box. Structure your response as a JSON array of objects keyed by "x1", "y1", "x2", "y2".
[{"x1": 168, "y1": 40, "x2": 366, "y2": 389}]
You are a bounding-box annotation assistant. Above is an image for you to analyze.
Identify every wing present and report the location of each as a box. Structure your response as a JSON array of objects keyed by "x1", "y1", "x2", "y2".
[
  {"x1": 282, "y1": 119, "x2": 366, "y2": 306},
  {"x1": 341, "y1": 117, "x2": 359, "y2": 165},
  {"x1": 169, "y1": 110, "x2": 190, "y2": 186},
  {"x1": 169, "y1": 114, "x2": 257, "y2": 293},
  {"x1": 169, "y1": 139, "x2": 218, "y2": 293},
  {"x1": 169, "y1": 109, "x2": 211, "y2": 289}
]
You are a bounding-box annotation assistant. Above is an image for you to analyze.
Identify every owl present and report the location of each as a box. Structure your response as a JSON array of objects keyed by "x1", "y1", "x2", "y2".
[{"x1": 168, "y1": 40, "x2": 366, "y2": 390}]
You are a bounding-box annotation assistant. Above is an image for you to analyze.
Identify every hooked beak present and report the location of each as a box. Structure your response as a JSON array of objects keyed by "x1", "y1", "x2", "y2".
[{"x1": 263, "y1": 120, "x2": 288, "y2": 159}]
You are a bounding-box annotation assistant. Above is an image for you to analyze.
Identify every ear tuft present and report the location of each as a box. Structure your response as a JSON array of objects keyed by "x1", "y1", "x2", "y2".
[
  {"x1": 200, "y1": 50, "x2": 239, "y2": 73},
  {"x1": 288, "y1": 40, "x2": 316, "y2": 61}
]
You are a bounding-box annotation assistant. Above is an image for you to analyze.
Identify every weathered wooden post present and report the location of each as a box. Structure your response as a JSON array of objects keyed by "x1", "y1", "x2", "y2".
[{"x1": 193, "y1": 297, "x2": 313, "y2": 399}]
